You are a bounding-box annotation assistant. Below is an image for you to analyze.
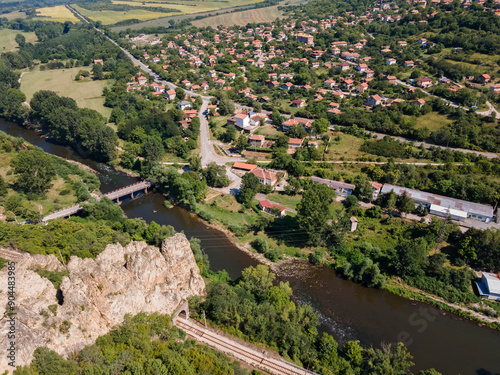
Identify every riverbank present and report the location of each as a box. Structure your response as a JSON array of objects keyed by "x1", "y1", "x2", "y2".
[
  {"x1": 181, "y1": 195, "x2": 500, "y2": 333},
  {"x1": 385, "y1": 279, "x2": 500, "y2": 331}
]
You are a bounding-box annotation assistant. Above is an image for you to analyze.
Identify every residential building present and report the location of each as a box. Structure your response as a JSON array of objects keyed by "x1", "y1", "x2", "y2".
[
  {"x1": 295, "y1": 33, "x2": 314, "y2": 45},
  {"x1": 248, "y1": 134, "x2": 265, "y2": 148},
  {"x1": 288, "y1": 138, "x2": 304, "y2": 148},
  {"x1": 165, "y1": 89, "x2": 176, "y2": 100},
  {"x1": 251, "y1": 168, "x2": 278, "y2": 186},
  {"x1": 177, "y1": 100, "x2": 192, "y2": 110},
  {"x1": 258, "y1": 200, "x2": 286, "y2": 217},
  {"x1": 228, "y1": 113, "x2": 250, "y2": 129},
  {"x1": 416, "y1": 77, "x2": 433, "y2": 88},
  {"x1": 365, "y1": 94, "x2": 382, "y2": 106},
  {"x1": 411, "y1": 98, "x2": 426, "y2": 108}
]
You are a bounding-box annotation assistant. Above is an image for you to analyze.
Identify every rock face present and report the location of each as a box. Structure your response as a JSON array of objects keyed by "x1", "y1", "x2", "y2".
[{"x1": 0, "y1": 233, "x2": 205, "y2": 372}]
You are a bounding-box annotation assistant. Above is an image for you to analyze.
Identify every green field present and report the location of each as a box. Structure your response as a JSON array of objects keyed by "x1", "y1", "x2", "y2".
[
  {"x1": 413, "y1": 111, "x2": 453, "y2": 131},
  {"x1": 20, "y1": 67, "x2": 112, "y2": 119},
  {"x1": 0, "y1": 152, "x2": 78, "y2": 218},
  {"x1": 0, "y1": 28, "x2": 37, "y2": 53},
  {"x1": 36, "y1": 5, "x2": 80, "y2": 22},
  {"x1": 72, "y1": 3, "x2": 168, "y2": 25},
  {"x1": 325, "y1": 131, "x2": 368, "y2": 161}
]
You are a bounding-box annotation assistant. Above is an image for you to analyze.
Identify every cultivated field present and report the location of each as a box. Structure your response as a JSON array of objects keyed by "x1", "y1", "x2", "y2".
[
  {"x1": 36, "y1": 5, "x2": 80, "y2": 23},
  {"x1": 20, "y1": 67, "x2": 112, "y2": 119},
  {"x1": 0, "y1": 29, "x2": 37, "y2": 53},
  {"x1": 0, "y1": 10, "x2": 27, "y2": 20},
  {"x1": 192, "y1": 5, "x2": 284, "y2": 27},
  {"x1": 192, "y1": 0, "x2": 306, "y2": 27},
  {"x1": 113, "y1": 0, "x2": 217, "y2": 14},
  {"x1": 71, "y1": 3, "x2": 168, "y2": 25}
]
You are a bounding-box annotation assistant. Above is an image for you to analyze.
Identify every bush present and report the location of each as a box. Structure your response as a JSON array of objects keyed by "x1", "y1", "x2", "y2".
[
  {"x1": 198, "y1": 209, "x2": 213, "y2": 223},
  {"x1": 264, "y1": 249, "x2": 282, "y2": 262},
  {"x1": 366, "y1": 205, "x2": 383, "y2": 218},
  {"x1": 308, "y1": 249, "x2": 324, "y2": 265},
  {"x1": 252, "y1": 238, "x2": 270, "y2": 253},
  {"x1": 228, "y1": 224, "x2": 249, "y2": 237}
]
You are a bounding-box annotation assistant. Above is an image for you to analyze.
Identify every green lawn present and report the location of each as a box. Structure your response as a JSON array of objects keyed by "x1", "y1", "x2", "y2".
[
  {"x1": 266, "y1": 192, "x2": 302, "y2": 210},
  {"x1": 325, "y1": 131, "x2": 367, "y2": 161},
  {"x1": 20, "y1": 67, "x2": 112, "y2": 119},
  {"x1": 0, "y1": 29, "x2": 37, "y2": 53},
  {"x1": 413, "y1": 111, "x2": 453, "y2": 131}
]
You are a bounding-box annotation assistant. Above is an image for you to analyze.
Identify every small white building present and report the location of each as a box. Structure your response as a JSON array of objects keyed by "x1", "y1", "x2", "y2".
[
  {"x1": 228, "y1": 113, "x2": 250, "y2": 129},
  {"x1": 477, "y1": 273, "x2": 500, "y2": 301}
]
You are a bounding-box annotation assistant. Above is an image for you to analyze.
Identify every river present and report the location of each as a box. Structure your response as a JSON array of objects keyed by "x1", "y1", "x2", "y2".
[{"x1": 1, "y1": 118, "x2": 500, "y2": 375}]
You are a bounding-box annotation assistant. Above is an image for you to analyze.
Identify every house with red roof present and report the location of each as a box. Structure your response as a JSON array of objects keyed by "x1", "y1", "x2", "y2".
[{"x1": 258, "y1": 200, "x2": 286, "y2": 217}]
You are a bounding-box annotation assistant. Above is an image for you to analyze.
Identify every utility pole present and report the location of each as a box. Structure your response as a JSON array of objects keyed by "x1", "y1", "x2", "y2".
[{"x1": 203, "y1": 310, "x2": 207, "y2": 327}]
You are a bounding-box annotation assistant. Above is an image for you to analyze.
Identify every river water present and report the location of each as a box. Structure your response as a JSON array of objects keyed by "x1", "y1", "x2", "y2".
[{"x1": 2, "y1": 118, "x2": 500, "y2": 375}]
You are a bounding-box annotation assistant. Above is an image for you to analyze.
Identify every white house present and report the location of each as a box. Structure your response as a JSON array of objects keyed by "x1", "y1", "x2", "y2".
[{"x1": 228, "y1": 113, "x2": 250, "y2": 129}]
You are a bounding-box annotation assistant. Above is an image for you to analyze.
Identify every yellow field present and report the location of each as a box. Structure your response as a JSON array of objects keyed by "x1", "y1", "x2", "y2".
[
  {"x1": 0, "y1": 10, "x2": 27, "y2": 20},
  {"x1": 112, "y1": 0, "x2": 217, "y2": 14},
  {"x1": 36, "y1": 5, "x2": 80, "y2": 23},
  {"x1": 0, "y1": 29, "x2": 37, "y2": 53},
  {"x1": 191, "y1": 0, "x2": 307, "y2": 27},
  {"x1": 192, "y1": 5, "x2": 283, "y2": 26},
  {"x1": 71, "y1": 3, "x2": 168, "y2": 25},
  {"x1": 20, "y1": 67, "x2": 112, "y2": 119}
]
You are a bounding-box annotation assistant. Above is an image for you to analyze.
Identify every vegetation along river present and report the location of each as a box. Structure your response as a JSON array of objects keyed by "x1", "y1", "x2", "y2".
[{"x1": 1, "y1": 118, "x2": 500, "y2": 375}]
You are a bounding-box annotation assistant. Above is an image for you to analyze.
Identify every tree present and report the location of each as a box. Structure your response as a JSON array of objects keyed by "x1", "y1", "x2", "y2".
[
  {"x1": 397, "y1": 192, "x2": 415, "y2": 216},
  {"x1": 235, "y1": 134, "x2": 249, "y2": 150},
  {"x1": 203, "y1": 162, "x2": 229, "y2": 187},
  {"x1": 81, "y1": 197, "x2": 124, "y2": 221},
  {"x1": 11, "y1": 149, "x2": 55, "y2": 195},
  {"x1": 91, "y1": 63, "x2": 104, "y2": 80},
  {"x1": 218, "y1": 93, "x2": 235, "y2": 115},
  {"x1": 239, "y1": 265, "x2": 275, "y2": 299},
  {"x1": 0, "y1": 175, "x2": 7, "y2": 197},
  {"x1": 393, "y1": 238, "x2": 429, "y2": 277},
  {"x1": 296, "y1": 183, "x2": 336, "y2": 245},
  {"x1": 353, "y1": 177, "x2": 374, "y2": 201},
  {"x1": 239, "y1": 172, "x2": 260, "y2": 204},
  {"x1": 253, "y1": 102, "x2": 262, "y2": 112},
  {"x1": 344, "y1": 194, "x2": 358, "y2": 210},
  {"x1": 312, "y1": 118, "x2": 329, "y2": 134},
  {"x1": 175, "y1": 87, "x2": 185, "y2": 100},
  {"x1": 142, "y1": 137, "x2": 164, "y2": 163},
  {"x1": 271, "y1": 110, "x2": 284, "y2": 127},
  {"x1": 188, "y1": 155, "x2": 202, "y2": 171},
  {"x1": 14, "y1": 34, "x2": 26, "y2": 48}
]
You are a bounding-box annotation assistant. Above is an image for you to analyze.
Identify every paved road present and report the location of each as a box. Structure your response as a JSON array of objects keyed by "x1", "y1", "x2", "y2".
[
  {"x1": 333, "y1": 125, "x2": 498, "y2": 159},
  {"x1": 477, "y1": 101, "x2": 500, "y2": 118},
  {"x1": 67, "y1": 5, "x2": 498, "y2": 165}
]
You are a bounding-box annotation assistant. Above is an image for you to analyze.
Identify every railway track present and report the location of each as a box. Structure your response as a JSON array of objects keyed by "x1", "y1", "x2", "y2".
[{"x1": 176, "y1": 319, "x2": 317, "y2": 375}]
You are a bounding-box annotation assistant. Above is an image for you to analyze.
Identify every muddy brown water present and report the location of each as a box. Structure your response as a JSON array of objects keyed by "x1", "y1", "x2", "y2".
[{"x1": 1, "y1": 118, "x2": 500, "y2": 375}]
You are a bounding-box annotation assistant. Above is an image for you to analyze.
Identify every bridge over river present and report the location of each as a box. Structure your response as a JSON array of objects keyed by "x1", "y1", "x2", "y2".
[{"x1": 40, "y1": 180, "x2": 152, "y2": 222}]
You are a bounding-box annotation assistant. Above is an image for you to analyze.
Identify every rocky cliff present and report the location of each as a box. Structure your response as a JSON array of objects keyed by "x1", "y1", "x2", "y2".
[{"x1": 0, "y1": 233, "x2": 205, "y2": 372}]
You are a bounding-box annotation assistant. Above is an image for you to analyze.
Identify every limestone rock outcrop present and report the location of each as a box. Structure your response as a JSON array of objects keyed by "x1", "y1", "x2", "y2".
[{"x1": 0, "y1": 233, "x2": 205, "y2": 372}]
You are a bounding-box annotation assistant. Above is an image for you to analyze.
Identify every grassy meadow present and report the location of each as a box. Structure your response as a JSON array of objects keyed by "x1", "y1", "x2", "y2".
[
  {"x1": 0, "y1": 151, "x2": 78, "y2": 219},
  {"x1": 20, "y1": 67, "x2": 112, "y2": 119},
  {"x1": 0, "y1": 10, "x2": 27, "y2": 20},
  {"x1": 0, "y1": 28, "x2": 37, "y2": 53},
  {"x1": 36, "y1": 5, "x2": 80, "y2": 22}
]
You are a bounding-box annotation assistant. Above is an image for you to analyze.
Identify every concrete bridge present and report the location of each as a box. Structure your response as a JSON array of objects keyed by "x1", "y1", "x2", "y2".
[{"x1": 40, "y1": 180, "x2": 152, "y2": 222}]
